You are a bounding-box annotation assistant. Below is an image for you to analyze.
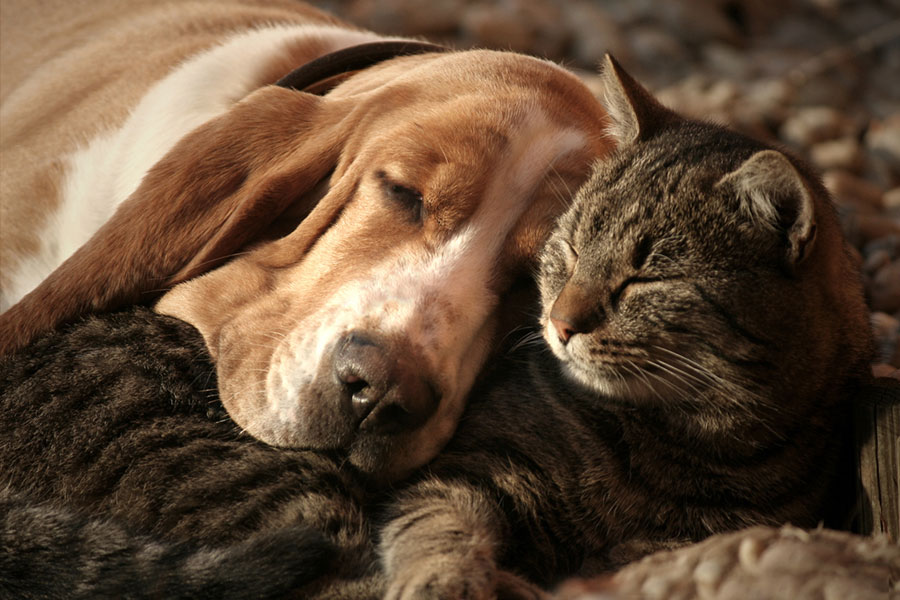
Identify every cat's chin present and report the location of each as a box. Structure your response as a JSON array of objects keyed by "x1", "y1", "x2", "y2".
[{"x1": 559, "y1": 360, "x2": 663, "y2": 403}]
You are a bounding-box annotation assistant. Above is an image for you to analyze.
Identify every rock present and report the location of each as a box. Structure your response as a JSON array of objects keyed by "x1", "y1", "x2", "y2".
[
  {"x1": 740, "y1": 78, "x2": 793, "y2": 125},
  {"x1": 806, "y1": 0, "x2": 844, "y2": 13},
  {"x1": 823, "y1": 170, "x2": 884, "y2": 212},
  {"x1": 840, "y1": 208, "x2": 900, "y2": 248},
  {"x1": 460, "y1": 0, "x2": 568, "y2": 59},
  {"x1": 884, "y1": 187, "x2": 900, "y2": 210},
  {"x1": 863, "y1": 249, "x2": 892, "y2": 276},
  {"x1": 705, "y1": 79, "x2": 740, "y2": 112},
  {"x1": 863, "y1": 234, "x2": 900, "y2": 261},
  {"x1": 871, "y1": 312, "x2": 900, "y2": 367},
  {"x1": 702, "y1": 42, "x2": 750, "y2": 79},
  {"x1": 563, "y1": 2, "x2": 628, "y2": 68},
  {"x1": 872, "y1": 363, "x2": 900, "y2": 379},
  {"x1": 810, "y1": 137, "x2": 865, "y2": 173},
  {"x1": 779, "y1": 106, "x2": 857, "y2": 149},
  {"x1": 654, "y1": 75, "x2": 741, "y2": 126},
  {"x1": 865, "y1": 113, "x2": 900, "y2": 186},
  {"x1": 768, "y1": 13, "x2": 840, "y2": 49},
  {"x1": 461, "y1": 5, "x2": 532, "y2": 53},
  {"x1": 870, "y1": 259, "x2": 900, "y2": 314},
  {"x1": 340, "y1": 0, "x2": 462, "y2": 37},
  {"x1": 654, "y1": 0, "x2": 743, "y2": 45},
  {"x1": 625, "y1": 25, "x2": 692, "y2": 86},
  {"x1": 858, "y1": 214, "x2": 900, "y2": 245}
]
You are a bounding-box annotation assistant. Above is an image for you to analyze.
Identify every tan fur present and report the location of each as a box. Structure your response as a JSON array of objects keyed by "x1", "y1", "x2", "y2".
[
  {"x1": 0, "y1": 0, "x2": 342, "y2": 283},
  {"x1": 0, "y1": 0, "x2": 612, "y2": 480}
]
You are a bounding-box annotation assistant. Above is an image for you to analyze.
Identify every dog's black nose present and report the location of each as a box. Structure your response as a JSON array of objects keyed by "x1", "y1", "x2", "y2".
[{"x1": 333, "y1": 331, "x2": 437, "y2": 434}]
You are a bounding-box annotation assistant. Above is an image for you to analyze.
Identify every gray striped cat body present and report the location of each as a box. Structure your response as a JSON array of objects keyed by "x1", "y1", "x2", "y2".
[
  {"x1": 0, "y1": 57, "x2": 873, "y2": 599},
  {"x1": 377, "y1": 57, "x2": 874, "y2": 598},
  {"x1": 0, "y1": 309, "x2": 370, "y2": 599},
  {"x1": 1, "y1": 488, "x2": 334, "y2": 600}
]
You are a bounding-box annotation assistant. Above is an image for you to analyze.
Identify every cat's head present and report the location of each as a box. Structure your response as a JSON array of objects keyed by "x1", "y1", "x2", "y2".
[{"x1": 539, "y1": 56, "x2": 873, "y2": 413}]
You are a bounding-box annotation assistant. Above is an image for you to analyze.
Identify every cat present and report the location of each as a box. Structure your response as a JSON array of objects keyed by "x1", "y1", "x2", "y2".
[
  {"x1": 1, "y1": 488, "x2": 334, "y2": 600},
  {"x1": 0, "y1": 308, "x2": 376, "y2": 599},
  {"x1": 374, "y1": 55, "x2": 875, "y2": 598},
  {"x1": 0, "y1": 56, "x2": 874, "y2": 600}
]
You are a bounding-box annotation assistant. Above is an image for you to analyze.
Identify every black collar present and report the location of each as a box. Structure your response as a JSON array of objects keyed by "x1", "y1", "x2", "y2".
[{"x1": 275, "y1": 40, "x2": 448, "y2": 95}]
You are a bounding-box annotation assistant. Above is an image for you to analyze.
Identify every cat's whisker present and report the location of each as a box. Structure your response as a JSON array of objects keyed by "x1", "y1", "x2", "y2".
[
  {"x1": 647, "y1": 359, "x2": 706, "y2": 401},
  {"x1": 225, "y1": 377, "x2": 269, "y2": 401},
  {"x1": 649, "y1": 358, "x2": 712, "y2": 395},
  {"x1": 234, "y1": 341, "x2": 281, "y2": 352},
  {"x1": 507, "y1": 330, "x2": 546, "y2": 355},
  {"x1": 621, "y1": 361, "x2": 668, "y2": 405},
  {"x1": 653, "y1": 346, "x2": 775, "y2": 418},
  {"x1": 653, "y1": 346, "x2": 743, "y2": 390},
  {"x1": 637, "y1": 363, "x2": 697, "y2": 416},
  {"x1": 203, "y1": 367, "x2": 217, "y2": 390},
  {"x1": 260, "y1": 330, "x2": 290, "y2": 343},
  {"x1": 501, "y1": 325, "x2": 541, "y2": 352},
  {"x1": 546, "y1": 163, "x2": 574, "y2": 208}
]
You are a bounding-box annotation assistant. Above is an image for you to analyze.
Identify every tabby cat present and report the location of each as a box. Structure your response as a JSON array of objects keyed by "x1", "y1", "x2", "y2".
[
  {"x1": 1, "y1": 488, "x2": 333, "y2": 600},
  {"x1": 0, "y1": 309, "x2": 375, "y2": 599},
  {"x1": 0, "y1": 56, "x2": 873, "y2": 599}
]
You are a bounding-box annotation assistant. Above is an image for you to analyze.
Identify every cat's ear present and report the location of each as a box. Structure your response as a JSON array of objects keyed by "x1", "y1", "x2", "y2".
[
  {"x1": 600, "y1": 54, "x2": 675, "y2": 144},
  {"x1": 718, "y1": 149, "x2": 817, "y2": 266}
]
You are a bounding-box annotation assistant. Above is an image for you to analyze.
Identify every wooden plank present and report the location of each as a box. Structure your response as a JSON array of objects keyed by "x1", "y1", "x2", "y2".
[{"x1": 853, "y1": 376, "x2": 900, "y2": 541}]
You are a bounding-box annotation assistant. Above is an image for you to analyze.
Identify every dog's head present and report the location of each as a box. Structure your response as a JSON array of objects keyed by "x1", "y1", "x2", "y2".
[{"x1": 2, "y1": 50, "x2": 611, "y2": 482}]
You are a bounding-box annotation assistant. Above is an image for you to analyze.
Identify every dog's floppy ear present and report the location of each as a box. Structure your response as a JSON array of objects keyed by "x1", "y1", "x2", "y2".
[{"x1": 0, "y1": 86, "x2": 348, "y2": 355}]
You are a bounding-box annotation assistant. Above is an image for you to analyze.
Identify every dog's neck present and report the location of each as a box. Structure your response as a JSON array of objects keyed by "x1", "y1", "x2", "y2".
[{"x1": 276, "y1": 40, "x2": 449, "y2": 95}]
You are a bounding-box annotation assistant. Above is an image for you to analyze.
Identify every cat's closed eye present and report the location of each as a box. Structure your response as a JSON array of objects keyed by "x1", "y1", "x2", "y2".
[{"x1": 561, "y1": 239, "x2": 578, "y2": 275}]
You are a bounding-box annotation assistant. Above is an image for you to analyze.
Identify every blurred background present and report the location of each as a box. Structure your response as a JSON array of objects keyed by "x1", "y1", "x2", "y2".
[{"x1": 319, "y1": 0, "x2": 900, "y2": 372}]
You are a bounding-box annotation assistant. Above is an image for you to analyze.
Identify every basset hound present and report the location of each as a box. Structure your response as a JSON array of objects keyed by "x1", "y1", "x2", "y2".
[{"x1": 0, "y1": 0, "x2": 612, "y2": 482}]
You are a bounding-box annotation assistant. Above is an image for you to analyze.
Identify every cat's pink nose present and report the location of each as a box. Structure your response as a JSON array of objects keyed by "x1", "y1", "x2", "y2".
[{"x1": 551, "y1": 317, "x2": 576, "y2": 344}]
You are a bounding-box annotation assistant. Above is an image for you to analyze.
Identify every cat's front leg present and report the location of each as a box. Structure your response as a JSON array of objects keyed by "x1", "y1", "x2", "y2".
[
  {"x1": 380, "y1": 481, "x2": 546, "y2": 600},
  {"x1": 380, "y1": 481, "x2": 498, "y2": 600}
]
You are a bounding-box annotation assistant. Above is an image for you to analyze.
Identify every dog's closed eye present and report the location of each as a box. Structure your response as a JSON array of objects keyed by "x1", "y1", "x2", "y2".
[{"x1": 377, "y1": 170, "x2": 425, "y2": 223}]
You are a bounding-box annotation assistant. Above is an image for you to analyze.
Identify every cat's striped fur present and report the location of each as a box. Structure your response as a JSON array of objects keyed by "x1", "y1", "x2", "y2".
[
  {"x1": 1, "y1": 488, "x2": 334, "y2": 600},
  {"x1": 0, "y1": 57, "x2": 874, "y2": 599},
  {"x1": 0, "y1": 309, "x2": 376, "y2": 599}
]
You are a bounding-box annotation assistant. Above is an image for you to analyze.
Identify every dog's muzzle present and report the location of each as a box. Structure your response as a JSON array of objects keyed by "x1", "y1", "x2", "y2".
[{"x1": 332, "y1": 331, "x2": 438, "y2": 435}]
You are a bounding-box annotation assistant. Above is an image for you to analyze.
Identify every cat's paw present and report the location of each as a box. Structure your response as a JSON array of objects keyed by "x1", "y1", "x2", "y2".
[
  {"x1": 384, "y1": 563, "x2": 548, "y2": 600},
  {"x1": 384, "y1": 557, "x2": 495, "y2": 600},
  {"x1": 495, "y1": 570, "x2": 551, "y2": 600}
]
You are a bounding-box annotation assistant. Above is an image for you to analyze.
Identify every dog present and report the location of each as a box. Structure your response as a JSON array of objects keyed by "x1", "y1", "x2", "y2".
[{"x1": 0, "y1": 0, "x2": 612, "y2": 482}]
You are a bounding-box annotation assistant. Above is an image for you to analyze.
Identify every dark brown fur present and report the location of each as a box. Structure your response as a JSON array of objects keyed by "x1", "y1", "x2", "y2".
[{"x1": 0, "y1": 309, "x2": 373, "y2": 599}]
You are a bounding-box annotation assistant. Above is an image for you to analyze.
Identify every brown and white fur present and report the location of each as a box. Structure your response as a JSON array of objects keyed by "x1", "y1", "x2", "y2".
[{"x1": 0, "y1": 0, "x2": 612, "y2": 482}]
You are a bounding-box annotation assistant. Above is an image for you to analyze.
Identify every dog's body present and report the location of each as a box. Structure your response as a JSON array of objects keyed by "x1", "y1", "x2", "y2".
[
  {"x1": 1, "y1": 0, "x2": 347, "y2": 302},
  {"x1": 0, "y1": 0, "x2": 612, "y2": 481}
]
